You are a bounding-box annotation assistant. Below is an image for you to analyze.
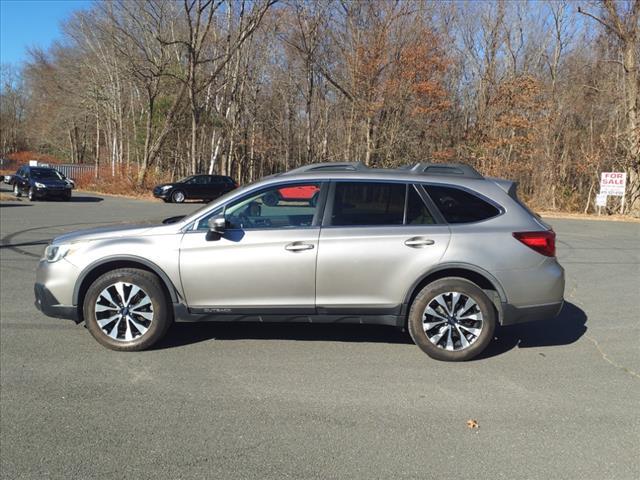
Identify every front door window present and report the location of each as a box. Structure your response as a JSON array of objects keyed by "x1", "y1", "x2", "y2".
[{"x1": 224, "y1": 183, "x2": 321, "y2": 229}]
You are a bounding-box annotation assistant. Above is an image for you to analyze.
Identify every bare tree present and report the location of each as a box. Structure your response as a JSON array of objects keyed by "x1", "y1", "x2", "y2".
[{"x1": 579, "y1": 0, "x2": 640, "y2": 214}]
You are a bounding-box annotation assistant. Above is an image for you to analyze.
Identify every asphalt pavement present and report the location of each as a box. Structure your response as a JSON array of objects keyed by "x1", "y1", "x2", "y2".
[{"x1": 1, "y1": 186, "x2": 638, "y2": 479}]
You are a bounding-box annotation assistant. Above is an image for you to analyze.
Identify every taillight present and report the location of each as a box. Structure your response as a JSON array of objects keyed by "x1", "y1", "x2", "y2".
[{"x1": 513, "y1": 230, "x2": 556, "y2": 257}]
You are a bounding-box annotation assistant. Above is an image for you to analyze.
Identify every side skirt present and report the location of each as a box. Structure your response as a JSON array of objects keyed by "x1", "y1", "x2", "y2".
[{"x1": 173, "y1": 304, "x2": 405, "y2": 328}]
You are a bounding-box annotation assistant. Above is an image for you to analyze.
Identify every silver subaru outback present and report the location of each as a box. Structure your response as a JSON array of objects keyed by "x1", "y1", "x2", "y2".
[{"x1": 34, "y1": 163, "x2": 564, "y2": 361}]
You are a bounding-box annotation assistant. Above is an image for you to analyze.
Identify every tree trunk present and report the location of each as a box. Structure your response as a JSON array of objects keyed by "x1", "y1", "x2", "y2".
[
  {"x1": 95, "y1": 115, "x2": 100, "y2": 178},
  {"x1": 622, "y1": 37, "x2": 639, "y2": 216}
]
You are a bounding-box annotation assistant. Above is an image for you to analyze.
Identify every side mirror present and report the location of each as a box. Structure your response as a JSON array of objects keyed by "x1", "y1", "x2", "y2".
[{"x1": 208, "y1": 215, "x2": 227, "y2": 234}]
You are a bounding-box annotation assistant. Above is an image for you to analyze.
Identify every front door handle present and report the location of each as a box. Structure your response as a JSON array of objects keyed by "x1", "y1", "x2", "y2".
[
  {"x1": 404, "y1": 237, "x2": 435, "y2": 248},
  {"x1": 285, "y1": 242, "x2": 315, "y2": 252}
]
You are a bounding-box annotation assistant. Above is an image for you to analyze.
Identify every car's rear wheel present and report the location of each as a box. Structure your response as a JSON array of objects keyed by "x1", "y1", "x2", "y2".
[
  {"x1": 83, "y1": 268, "x2": 172, "y2": 351},
  {"x1": 408, "y1": 277, "x2": 496, "y2": 361},
  {"x1": 13, "y1": 184, "x2": 21, "y2": 197},
  {"x1": 171, "y1": 190, "x2": 186, "y2": 203}
]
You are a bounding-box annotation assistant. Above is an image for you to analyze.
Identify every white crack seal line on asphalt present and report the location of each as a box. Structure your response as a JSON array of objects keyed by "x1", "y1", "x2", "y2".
[
  {"x1": 568, "y1": 275, "x2": 639, "y2": 380},
  {"x1": 584, "y1": 333, "x2": 640, "y2": 380}
]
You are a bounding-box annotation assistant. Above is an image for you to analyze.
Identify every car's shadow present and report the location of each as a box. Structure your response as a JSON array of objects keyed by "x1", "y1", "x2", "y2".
[
  {"x1": 155, "y1": 302, "x2": 587, "y2": 358},
  {"x1": 0, "y1": 203, "x2": 31, "y2": 207},
  {"x1": 67, "y1": 196, "x2": 104, "y2": 203},
  {"x1": 24, "y1": 196, "x2": 104, "y2": 203},
  {"x1": 478, "y1": 301, "x2": 587, "y2": 359},
  {"x1": 156, "y1": 322, "x2": 412, "y2": 349}
]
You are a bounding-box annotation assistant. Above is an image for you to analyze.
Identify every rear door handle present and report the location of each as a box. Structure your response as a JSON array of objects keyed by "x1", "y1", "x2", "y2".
[
  {"x1": 404, "y1": 237, "x2": 435, "y2": 248},
  {"x1": 285, "y1": 242, "x2": 315, "y2": 252}
]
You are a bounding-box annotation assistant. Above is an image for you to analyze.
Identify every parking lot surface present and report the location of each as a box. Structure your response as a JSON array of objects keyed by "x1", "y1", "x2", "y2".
[{"x1": 1, "y1": 186, "x2": 639, "y2": 479}]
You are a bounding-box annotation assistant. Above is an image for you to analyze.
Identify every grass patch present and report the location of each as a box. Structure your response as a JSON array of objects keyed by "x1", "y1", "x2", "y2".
[{"x1": 0, "y1": 192, "x2": 20, "y2": 201}]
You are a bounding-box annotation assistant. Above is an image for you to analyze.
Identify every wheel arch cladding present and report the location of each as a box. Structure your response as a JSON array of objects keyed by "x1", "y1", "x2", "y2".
[
  {"x1": 404, "y1": 265, "x2": 506, "y2": 322},
  {"x1": 73, "y1": 257, "x2": 179, "y2": 321}
]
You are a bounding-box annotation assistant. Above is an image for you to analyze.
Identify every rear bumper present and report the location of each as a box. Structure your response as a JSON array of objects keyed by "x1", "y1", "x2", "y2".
[
  {"x1": 34, "y1": 283, "x2": 79, "y2": 323},
  {"x1": 500, "y1": 301, "x2": 564, "y2": 326}
]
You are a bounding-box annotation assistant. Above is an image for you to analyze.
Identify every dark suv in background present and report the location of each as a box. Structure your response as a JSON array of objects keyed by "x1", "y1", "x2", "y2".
[
  {"x1": 10, "y1": 166, "x2": 74, "y2": 201},
  {"x1": 153, "y1": 175, "x2": 237, "y2": 203}
]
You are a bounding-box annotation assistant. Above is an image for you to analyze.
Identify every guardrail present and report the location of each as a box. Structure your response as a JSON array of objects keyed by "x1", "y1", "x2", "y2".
[
  {"x1": 51, "y1": 164, "x2": 95, "y2": 179},
  {"x1": 2, "y1": 161, "x2": 97, "y2": 180}
]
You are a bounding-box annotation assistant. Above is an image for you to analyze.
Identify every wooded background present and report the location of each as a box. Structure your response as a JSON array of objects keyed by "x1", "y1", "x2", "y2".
[{"x1": 1, "y1": 0, "x2": 638, "y2": 214}]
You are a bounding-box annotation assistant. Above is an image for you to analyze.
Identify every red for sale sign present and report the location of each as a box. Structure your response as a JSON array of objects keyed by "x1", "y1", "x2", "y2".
[{"x1": 600, "y1": 172, "x2": 626, "y2": 196}]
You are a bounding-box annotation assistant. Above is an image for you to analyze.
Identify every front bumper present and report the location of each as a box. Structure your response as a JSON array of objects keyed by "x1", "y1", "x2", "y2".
[
  {"x1": 34, "y1": 283, "x2": 79, "y2": 322},
  {"x1": 35, "y1": 257, "x2": 81, "y2": 322},
  {"x1": 153, "y1": 189, "x2": 171, "y2": 199},
  {"x1": 34, "y1": 187, "x2": 71, "y2": 198}
]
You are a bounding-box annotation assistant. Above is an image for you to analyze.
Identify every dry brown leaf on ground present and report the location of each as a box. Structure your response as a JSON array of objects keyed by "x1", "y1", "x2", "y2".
[{"x1": 466, "y1": 419, "x2": 479, "y2": 429}]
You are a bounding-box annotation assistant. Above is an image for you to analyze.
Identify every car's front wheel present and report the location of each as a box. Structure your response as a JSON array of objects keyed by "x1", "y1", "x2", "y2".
[
  {"x1": 28, "y1": 187, "x2": 36, "y2": 201},
  {"x1": 83, "y1": 268, "x2": 172, "y2": 351},
  {"x1": 171, "y1": 190, "x2": 186, "y2": 203},
  {"x1": 408, "y1": 277, "x2": 496, "y2": 361}
]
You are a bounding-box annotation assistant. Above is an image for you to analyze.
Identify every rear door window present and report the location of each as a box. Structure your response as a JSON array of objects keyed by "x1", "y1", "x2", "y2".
[
  {"x1": 330, "y1": 182, "x2": 405, "y2": 226},
  {"x1": 425, "y1": 185, "x2": 500, "y2": 224}
]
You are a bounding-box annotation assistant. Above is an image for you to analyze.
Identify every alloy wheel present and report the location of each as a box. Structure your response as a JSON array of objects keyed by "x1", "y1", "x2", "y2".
[
  {"x1": 94, "y1": 282, "x2": 154, "y2": 342},
  {"x1": 422, "y1": 292, "x2": 484, "y2": 351}
]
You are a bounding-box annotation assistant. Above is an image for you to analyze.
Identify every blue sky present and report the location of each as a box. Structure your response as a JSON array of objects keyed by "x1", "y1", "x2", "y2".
[{"x1": 1, "y1": 0, "x2": 93, "y2": 65}]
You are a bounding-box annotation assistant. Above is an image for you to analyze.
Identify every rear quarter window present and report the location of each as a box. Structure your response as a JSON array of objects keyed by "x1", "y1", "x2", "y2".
[{"x1": 425, "y1": 185, "x2": 501, "y2": 224}]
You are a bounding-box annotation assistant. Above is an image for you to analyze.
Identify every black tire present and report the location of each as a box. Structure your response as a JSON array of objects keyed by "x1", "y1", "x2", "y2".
[
  {"x1": 13, "y1": 184, "x2": 21, "y2": 197},
  {"x1": 407, "y1": 277, "x2": 496, "y2": 361},
  {"x1": 263, "y1": 191, "x2": 280, "y2": 207},
  {"x1": 171, "y1": 190, "x2": 186, "y2": 203},
  {"x1": 28, "y1": 187, "x2": 36, "y2": 201},
  {"x1": 63, "y1": 192, "x2": 72, "y2": 201},
  {"x1": 83, "y1": 268, "x2": 172, "y2": 351}
]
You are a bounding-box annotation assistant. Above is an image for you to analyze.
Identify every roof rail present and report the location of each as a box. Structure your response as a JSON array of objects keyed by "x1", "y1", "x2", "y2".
[
  {"x1": 403, "y1": 163, "x2": 484, "y2": 179},
  {"x1": 281, "y1": 162, "x2": 367, "y2": 175}
]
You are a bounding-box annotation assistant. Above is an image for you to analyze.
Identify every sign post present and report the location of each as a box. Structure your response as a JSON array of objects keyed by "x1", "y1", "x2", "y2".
[
  {"x1": 599, "y1": 172, "x2": 626, "y2": 214},
  {"x1": 595, "y1": 193, "x2": 607, "y2": 215}
]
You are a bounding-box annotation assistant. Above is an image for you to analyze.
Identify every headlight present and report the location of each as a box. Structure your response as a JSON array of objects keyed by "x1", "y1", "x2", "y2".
[
  {"x1": 43, "y1": 244, "x2": 74, "y2": 263},
  {"x1": 160, "y1": 185, "x2": 172, "y2": 191},
  {"x1": 35, "y1": 182, "x2": 46, "y2": 188}
]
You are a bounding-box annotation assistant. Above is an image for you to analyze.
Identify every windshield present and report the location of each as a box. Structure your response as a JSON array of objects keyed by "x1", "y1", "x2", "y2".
[
  {"x1": 31, "y1": 169, "x2": 64, "y2": 180},
  {"x1": 178, "y1": 176, "x2": 195, "y2": 183}
]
